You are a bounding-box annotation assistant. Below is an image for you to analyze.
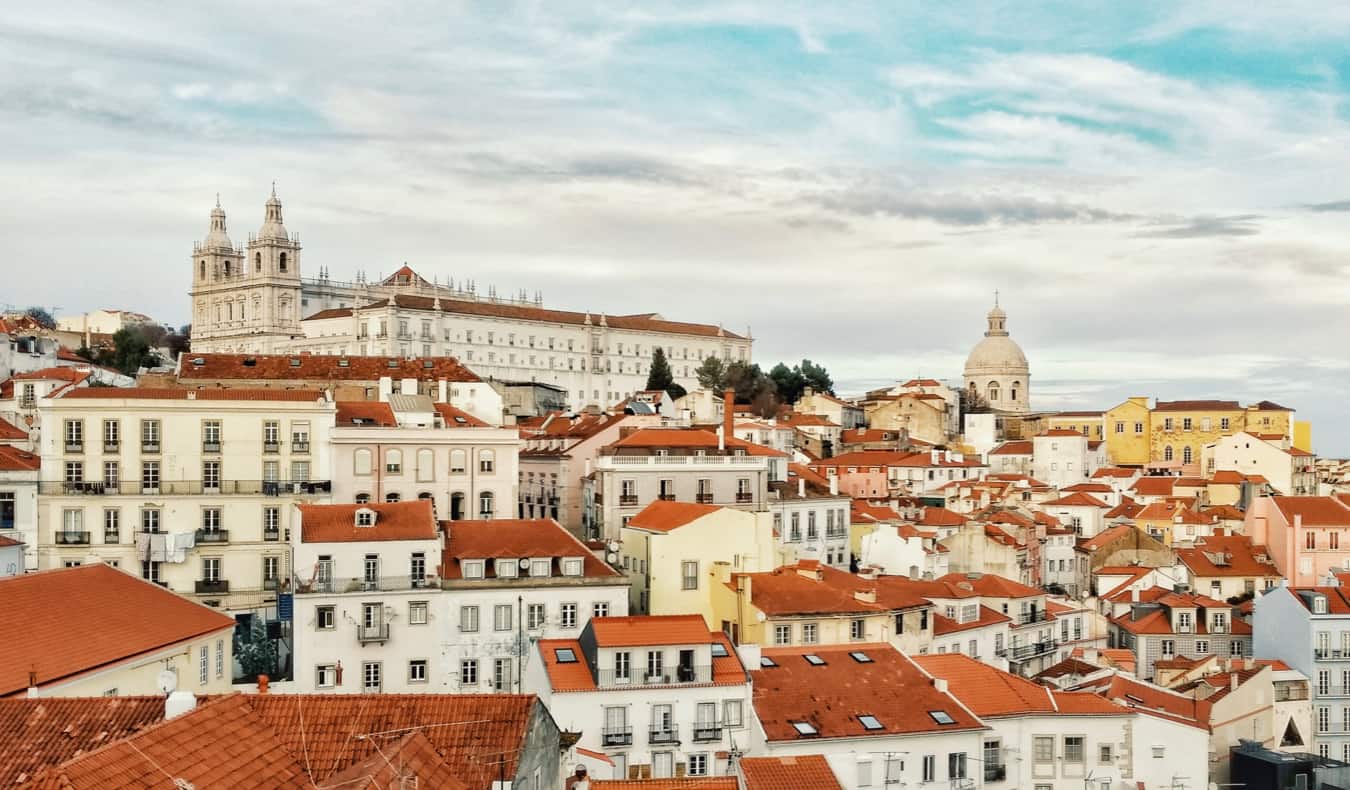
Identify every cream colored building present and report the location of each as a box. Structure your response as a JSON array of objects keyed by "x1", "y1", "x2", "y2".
[
  {"x1": 1204, "y1": 431, "x2": 1317, "y2": 496},
  {"x1": 963, "y1": 297, "x2": 1030, "y2": 414},
  {"x1": 187, "y1": 195, "x2": 752, "y2": 409},
  {"x1": 56, "y1": 308, "x2": 155, "y2": 336},
  {"x1": 36, "y1": 387, "x2": 335, "y2": 612}
]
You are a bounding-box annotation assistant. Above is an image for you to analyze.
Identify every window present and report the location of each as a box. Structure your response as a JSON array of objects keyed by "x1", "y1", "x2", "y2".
[
  {"x1": 141, "y1": 419, "x2": 160, "y2": 448},
  {"x1": 1221, "y1": 417, "x2": 1231, "y2": 430},
  {"x1": 103, "y1": 461, "x2": 119, "y2": 487},
  {"x1": 1319, "y1": 706, "x2": 1330, "y2": 733},
  {"x1": 1161, "y1": 639, "x2": 1175, "y2": 657},
  {"x1": 0, "y1": 493, "x2": 13, "y2": 531},
  {"x1": 615, "y1": 651, "x2": 630, "y2": 681},
  {"x1": 460, "y1": 605, "x2": 479, "y2": 632},
  {"x1": 859, "y1": 714, "x2": 883, "y2": 731},
  {"x1": 1196, "y1": 640, "x2": 1209, "y2": 654},
  {"x1": 215, "y1": 639, "x2": 224, "y2": 679},
  {"x1": 725, "y1": 699, "x2": 743, "y2": 728},
  {"x1": 450, "y1": 450, "x2": 467, "y2": 473},
  {"x1": 790, "y1": 721, "x2": 818, "y2": 736},
  {"x1": 103, "y1": 509, "x2": 120, "y2": 541},
  {"x1": 202, "y1": 557, "x2": 221, "y2": 583},
  {"x1": 1163, "y1": 445, "x2": 1174, "y2": 461},
  {"x1": 460, "y1": 660, "x2": 479, "y2": 686},
  {"x1": 478, "y1": 491, "x2": 494, "y2": 518},
  {"x1": 64, "y1": 461, "x2": 83, "y2": 483},
  {"x1": 199, "y1": 645, "x2": 208, "y2": 685},
  {"x1": 292, "y1": 422, "x2": 310, "y2": 449},
  {"x1": 64, "y1": 419, "x2": 83, "y2": 450},
  {"x1": 384, "y1": 449, "x2": 402, "y2": 474},
  {"x1": 290, "y1": 461, "x2": 310, "y2": 481},
  {"x1": 408, "y1": 659, "x2": 428, "y2": 683},
  {"x1": 409, "y1": 601, "x2": 428, "y2": 625},
  {"x1": 687, "y1": 753, "x2": 708, "y2": 776},
  {"x1": 316, "y1": 664, "x2": 336, "y2": 688},
  {"x1": 774, "y1": 624, "x2": 791, "y2": 645},
  {"x1": 561, "y1": 602, "x2": 577, "y2": 628},
  {"x1": 528, "y1": 603, "x2": 546, "y2": 629},
  {"x1": 682, "y1": 560, "x2": 699, "y2": 590},
  {"x1": 1064, "y1": 736, "x2": 1085, "y2": 763},
  {"x1": 263, "y1": 556, "x2": 279, "y2": 586},
  {"x1": 593, "y1": 601, "x2": 609, "y2": 619},
  {"x1": 1182, "y1": 417, "x2": 1193, "y2": 431},
  {"x1": 1099, "y1": 744, "x2": 1113, "y2": 763},
  {"x1": 494, "y1": 604, "x2": 513, "y2": 631},
  {"x1": 802, "y1": 623, "x2": 818, "y2": 644},
  {"x1": 922, "y1": 755, "x2": 936, "y2": 783},
  {"x1": 850, "y1": 618, "x2": 865, "y2": 640},
  {"x1": 362, "y1": 662, "x2": 381, "y2": 692},
  {"x1": 1183, "y1": 445, "x2": 1193, "y2": 464},
  {"x1": 1034, "y1": 736, "x2": 1054, "y2": 762},
  {"x1": 479, "y1": 450, "x2": 495, "y2": 473},
  {"x1": 948, "y1": 752, "x2": 967, "y2": 780},
  {"x1": 493, "y1": 657, "x2": 513, "y2": 691}
]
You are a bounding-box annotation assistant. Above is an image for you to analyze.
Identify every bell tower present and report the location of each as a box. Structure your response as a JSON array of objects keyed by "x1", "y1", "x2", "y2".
[
  {"x1": 188, "y1": 197, "x2": 246, "y2": 349},
  {"x1": 243, "y1": 185, "x2": 303, "y2": 350}
]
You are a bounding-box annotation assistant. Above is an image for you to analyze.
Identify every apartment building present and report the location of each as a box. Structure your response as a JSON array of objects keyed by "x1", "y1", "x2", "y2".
[{"x1": 1111, "y1": 588, "x2": 1252, "y2": 680}]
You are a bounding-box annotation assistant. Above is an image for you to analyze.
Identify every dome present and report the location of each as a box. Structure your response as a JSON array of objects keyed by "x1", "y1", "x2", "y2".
[
  {"x1": 257, "y1": 187, "x2": 289, "y2": 241},
  {"x1": 964, "y1": 334, "x2": 1029, "y2": 375},
  {"x1": 202, "y1": 200, "x2": 233, "y2": 250}
]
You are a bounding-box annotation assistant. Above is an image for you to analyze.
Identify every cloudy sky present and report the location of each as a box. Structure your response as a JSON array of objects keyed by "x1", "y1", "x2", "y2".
[{"x1": 4, "y1": 2, "x2": 1350, "y2": 452}]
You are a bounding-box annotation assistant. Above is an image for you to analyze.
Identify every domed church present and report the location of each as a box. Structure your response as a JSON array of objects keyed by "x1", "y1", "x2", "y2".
[{"x1": 963, "y1": 294, "x2": 1030, "y2": 414}]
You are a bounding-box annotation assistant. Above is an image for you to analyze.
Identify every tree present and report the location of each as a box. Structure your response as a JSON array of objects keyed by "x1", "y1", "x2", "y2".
[
  {"x1": 233, "y1": 616, "x2": 279, "y2": 682},
  {"x1": 798, "y1": 359, "x2": 834, "y2": 395},
  {"x1": 108, "y1": 327, "x2": 161, "y2": 374},
  {"x1": 724, "y1": 361, "x2": 779, "y2": 418},
  {"x1": 959, "y1": 385, "x2": 991, "y2": 415},
  {"x1": 645, "y1": 347, "x2": 675, "y2": 394},
  {"x1": 695, "y1": 357, "x2": 726, "y2": 390},
  {"x1": 768, "y1": 362, "x2": 806, "y2": 404},
  {"x1": 23, "y1": 306, "x2": 55, "y2": 329},
  {"x1": 165, "y1": 324, "x2": 191, "y2": 358}
]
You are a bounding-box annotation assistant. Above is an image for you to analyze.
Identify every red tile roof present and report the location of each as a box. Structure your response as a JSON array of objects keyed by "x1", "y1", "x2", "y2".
[
  {"x1": 5, "y1": 367, "x2": 88, "y2": 383},
  {"x1": 1175, "y1": 535, "x2": 1280, "y2": 579},
  {"x1": 1088, "y1": 674, "x2": 1210, "y2": 729},
  {"x1": 0, "y1": 415, "x2": 26, "y2": 441},
  {"x1": 0, "y1": 445, "x2": 39, "y2": 471},
  {"x1": 752, "y1": 644, "x2": 985, "y2": 741},
  {"x1": 1274, "y1": 496, "x2": 1350, "y2": 526},
  {"x1": 916, "y1": 506, "x2": 967, "y2": 527},
  {"x1": 611, "y1": 428, "x2": 785, "y2": 457},
  {"x1": 935, "y1": 572, "x2": 1042, "y2": 599},
  {"x1": 851, "y1": 501, "x2": 905, "y2": 523},
  {"x1": 1062, "y1": 482, "x2": 1114, "y2": 493},
  {"x1": 740, "y1": 755, "x2": 843, "y2": 790},
  {"x1": 1153, "y1": 399, "x2": 1241, "y2": 412},
  {"x1": 738, "y1": 565, "x2": 930, "y2": 616},
  {"x1": 592, "y1": 780, "x2": 737, "y2": 789},
  {"x1": 1130, "y1": 477, "x2": 1177, "y2": 497},
  {"x1": 1092, "y1": 467, "x2": 1139, "y2": 479},
  {"x1": 441, "y1": 518, "x2": 619, "y2": 579},
  {"x1": 988, "y1": 440, "x2": 1033, "y2": 456},
  {"x1": 335, "y1": 401, "x2": 397, "y2": 426},
  {"x1": 178, "y1": 352, "x2": 480, "y2": 382},
  {"x1": 813, "y1": 450, "x2": 984, "y2": 469},
  {"x1": 0, "y1": 565, "x2": 235, "y2": 696},
  {"x1": 1043, "y1": 492, "x2": 1110, "y2": 508},
  {"x1": 915, "y1": 654, "x2": 1123, "y2": 717},
  {"x1": 591, "y1": 615, "x2": 713, "y2": 647},
  {"x1": 537, "y1": 639, "x2": 597, "y2": 691},
  {"x1": 1077, "y1": 523, "x2": 1142, "y2": 552},
  {"x1": 1104, "y1": 497, "x2": 1144, "y2": 520},
  {"x1": 626, "y1": 500, "x2": 723, "y2": 532},
  {"x1": 61, "y1": 387, "x2": 326, "y2": 402},
  {"x1": 298, "y1": 500, "x2": 438, "y2": 543},
  {"x1": 0, "y1": 696, "x2": 167, "y2": 786},
  {"x1": 316, "y1": 730, "x2": 470, "y2": 789}
]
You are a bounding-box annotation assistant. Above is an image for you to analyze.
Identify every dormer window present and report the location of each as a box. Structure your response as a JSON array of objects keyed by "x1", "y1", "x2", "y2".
[
  {"x1": 530, "y1": 558, "x2": 551, "y2": 577},
  {"x1": 355, "y1": 508, "x2": 376, "y2": 527},
  {"x1": 463, "y1": 560, "x2": 484, "y2": 580},
  {"x1": 562, "y1": 558, "x2": 583, "y2": 576},
  {"x1": 495, "y1": 559, "x2": 519, "y2": 578},
  {"x1": 1315, "y1": 596, "x2": 1329, "y2": 614}
]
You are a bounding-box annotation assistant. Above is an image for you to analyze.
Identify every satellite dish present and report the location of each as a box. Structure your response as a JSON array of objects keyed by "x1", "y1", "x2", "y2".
[
  {"x1": 755, "y1": 612, "x2": 767, "y2": 622},
  {"x1": 518, "y1": 558, "x2": 531, "y2": 570},
  {"x1": 156, "y1": 668, "x2": 178, "y2": 694},
  {"x1": 607, "y1": 541, "x2": 620, "y2": 552},
  {"x1": 606, "y1": 552, "x2": 618, "y2": 564}
]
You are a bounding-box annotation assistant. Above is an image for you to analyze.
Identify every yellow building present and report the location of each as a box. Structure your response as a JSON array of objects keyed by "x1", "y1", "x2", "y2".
[
  {"x1": 863, "y1": 393, "x2": 948, "y2": 445},
  {"x1": 1150, "y1": 400, "x2": 1296, "y2": 470},
  {"x1": 1044, "y1": 411, "x2": 1105, "y2": 441},
  {"x1": 1294, "y1": 420, "x2": 1313, "y2": 453},
  {"x1": 1134, "y1": 501, "x2": 1216, "y2": 546},
  {"x1": 621, "y1": 500, "x2": 781, "y2": 622},
  {"x1": 1104, "y1": 397, "x2": 1151, "y2": 467}
]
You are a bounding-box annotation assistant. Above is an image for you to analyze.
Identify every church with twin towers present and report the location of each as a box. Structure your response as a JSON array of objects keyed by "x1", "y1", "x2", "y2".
[{"x1": 188, "y1": 191, "x2": 753, "y2": 409}]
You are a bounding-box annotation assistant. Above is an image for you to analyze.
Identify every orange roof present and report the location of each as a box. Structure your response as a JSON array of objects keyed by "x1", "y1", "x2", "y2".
[
  {"x1": 1092, "y1": 467, "x2": 1138, "y2": 479},
  {"x1": 1104, "y1": 497, "x2": 1144, "y2": 520},
  {"x1": 1089, "y1": 674, "x2": 1210, "y2": 729},
  {"x1": 1062, "y1": 482, "x2": 1114, "y2": 493},
  {"x1": 752, "y1": 644, "x2": 984, "y2": 740},
  {"x1": 1175, "y1": 535, "x2": 1280, "y2": 579},
  {"x1": 1135, "y1": 501, "x2": 1214, "y2": 526},
  {"x1": 1202, "y1": 504, "x2": 1246, "y2": 520},
  {"x1": 0, "y1": 696, "x2": 167, "y2": 786},
  {"x1": 839, "y1": 428, "x2": 904, "y2": 443},
  {"x1": 851, "y1": 500, "x2": 905, "y2": 523},
  {"x1": 626, "y1": 500, "x2": 723, "y2": 532},
  {"x1": 916, "y1": 654, "x2": 1123, "y2": 717},
  {"x1": 611, "y1": 428, "x2": 785, "y2": 457},
  {"x1": 916, "y1": 506, "x2": 966, "y2": 527},
  {"x1": 1274, "y1": 496, "x2": 1350, "y2": 526},
  {"x1": 0, "y1": 566, "x2": 235, "y2": 696},
  {"x1": 901, "y1": 378, "x2": 943, "y2": 387},
  {"x1": 1284, "y1": 586, "x2": 1350, "y2": 614},
  {"x1": 741, "y1": 755, "x2": 843, "y2": 790},
  {"x1": 988, "y1": 440, "x2": 1033, "y2": 455},
  {"x1": 537, "y1": 639, "x2": 598, "y2": 691},
  {"x1": 539, "y1": 629, "x2": 746, "y2": 693},
  {"x1": 440, "y1": 518, "x2": 619, "y2": 579},
  {"x1": 298, "y1": 500, "x2": 437, "y2": 543},
  {"x1": 1130, "y1": 477, "x2": 1177, "y2": 497},
  {"x1": 6, "y1": 367, "x2": 88, "y2": 383},
  {"x1": 1043, "y1": 492, "x2": 1110, "y2": 508},
  {"x1": 1076, "y1": 523, "x2": 1142, "y2": 552},
  {"x1": 335, "y1": 401, "x2": 397, "y2": 426},
  {"x1": 592, "y1": 780, "x2": 736, "y2": 789},
  {"x1": 1154, "y1": 399, "x2": 1240, "y2": 412},
  {"x1": 935, "y1": 572, "x2": 1041, "y2": 599},
  {"x1": 591, "y1": 615, "x2": 713, "y2": 647},
  {"x1": 0, "y1": 445, "x2": 39, "y2": 471},
  {"x1": 738, "y1": 565, "x2": 929, "y2": 616},
  {"x1": 776, "y1": 412, "x2": 840, "y2": 428},
  {"x1": 178, "y1": 352, "x2": 480, "y2": 382},
  {"x1": 0, "y1": 415, "x2": 26, "y2": 441},
  {"x1": 61, "y1": 387, "x2": 325, "y2": 402},
  {"x1": 813, "y1": 450, "x2": 984, "y2": 469}
]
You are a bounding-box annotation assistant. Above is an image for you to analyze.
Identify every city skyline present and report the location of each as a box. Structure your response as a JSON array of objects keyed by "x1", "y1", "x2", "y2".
[{"x1": 4, "y1": 2, "x2": 1349, "y2": 450}]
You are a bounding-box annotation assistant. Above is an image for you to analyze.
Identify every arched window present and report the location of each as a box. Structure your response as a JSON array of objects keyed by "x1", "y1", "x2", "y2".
[
  {"x1": 1164, "y1": 445, "x2": 1174, "y2": 461},
  {"x1": 385, "y1": 449, "x2": 402, "y2": 474},
  {"x1": 450, "y1": 449, "x2": 467, "y2": 474},
  {"x1": 478, "y1": 449, "x2": 495, "y2": 473},
  {"x1": 1011, "y1": 381, "x2": 1020, "y2": 401},
  {"x1": 353, "y1": 448, "x2": 372, "y2": 476},
  {"x1": 450, "y1": 492, "x2": 466, "y2": 521},
  {"x1": 279, "y1": 252, "x2": 288, "y2": 272},
  {"x1": 255, "y1": 252, "x2": 261, "y2": 269},
  {"x1": 223, "y1": 261, "x2": 231, "y2": 277},
  {"x1": 385, "y1": 492, "x2": 401, "y2": 503},
  {"x1": 355, "y1": 493, "x2": 371, "y2": 504},
  {"x1": 1182, "y1": 446, "x2": 1193, "y2": 464},
  {"x1": 987, "y1": 382, "x2": 1000, "y2": 402},
  {"x1": 478, "y1": 491, "x2": 494, "y2": 518},
  {"x1": 199, "y1": 260, "x2": 206, "y2": 279},
  {"x1": 968, "y1": 382, "x2": 977, "y2": 396},
  {"x1": 416, "y1": 449, "x2": 434, "y2": 482}
]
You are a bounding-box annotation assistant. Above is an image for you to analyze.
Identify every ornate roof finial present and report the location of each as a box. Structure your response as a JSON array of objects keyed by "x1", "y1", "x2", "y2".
[
  {"x1": 994, "y1": 288, "x2": 1000, "y2": 308},
  {"x1": 215, "y1": 192, "x2": 221, "y2": 208},
  {"x1": 271, "y1": 180, "x2": 277, "y2": 198}
]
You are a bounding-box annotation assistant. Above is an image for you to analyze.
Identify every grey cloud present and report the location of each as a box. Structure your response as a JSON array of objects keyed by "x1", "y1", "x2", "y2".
[
  {"x1": 1130, "y1": 215, "x2": 1261, "y2": 239},
  {"x1": 782, "y1": 215, "x2": 851, "y2": 233},
  {"x1": 450, "y1": 152, "x2": 711, "y2": 189},
  {"x1": 805, "y1": 189, "x2": 1138, "y2": 227},
  {"x1": 1302, "y1": 199, "x2": 1350, "y2": 212}
]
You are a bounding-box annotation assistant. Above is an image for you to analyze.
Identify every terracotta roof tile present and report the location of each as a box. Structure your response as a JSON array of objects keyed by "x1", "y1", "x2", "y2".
[
  {"x1": 916, "y1": 506, "x2": 967, "y2": 527},
  {"x1": 1153, "y1": 399, "x2": 1241, "y2": 412},
  {"x1": 988, "y1": 440, "x2": 1033, "y2": 456},
  {"x1": 935, "y1": 572, "x2": 1041, "y2": 599},
  {"x1": 1062, "y1": 482, "x2": 1115, "y2": 493},
  {"x1": 1130, "y1": 477, "x2": 1177, "y2": 497},
  {"x1": 0, "y1": 565, "x2": 235, "y2": 696},
  {"x1": 592, "y1": 780, "x2": 737, "y2": 789},
  {"x1": 737, "y1": 565, "x2": 929, "y2": 616},
  {"x1": 916, "y1": 654, "x2": 1124, "y2": 717},
  {"x1": 61, "y1": 387, "x2": 326, "y2": 402},
  {"x1": 177, "y1": 352, "x2": 480, "y2": 383},
  {"x1": 0, "y1": 696, "x2": 166, "y2": 786},
  {"x1": 1092, "y1": 467, "x2": 1139, "y2": 479},
  {"x1": 741, "y1": 755, "x2": 843, "y2": 790},
  {"x1": 433, "y1": 403, "x2": 489, "y2": 427},
  {"x1": 1043, "y1": 492, "x2": 1110, "y2": 508},
  {"x1": 6, "y1": 367, "x2": 89, "y2": 383},
  {"x1": 335, "y1": 401, "x2": 397, "y2": 426},
  {"x1": 1077, "y1": 523, "x2": 1142, "y2": 552},
  {"x1": 752, "y1": 644, "x2": 985, "y2": 741},
  {"x1": 441, "y1": 518, "x2": 619, "y2": 579},
  {"x1": 590, "y1": 615, "x2": 712, "y2": 647},
  {"x1": 625, "y1": 500, "x2": 723, "y2": 532},
  {"x1": 611, "y1": 428, "x2": 786, "y2": 457},
  {"x1": 0, "y1": 415, "x2": 27, "y2": 441},
  {"x1": 1104, "y1": 497, "x2": 1144, "y2": 520},
  {"x1": 0, "y1": 445, "x2": 40, "y2": 471},
  {"x1": 813, "y1": 450, "x2": 984, "y2": 469},
  {"x1": 1274, "y1": 496, "x2": 1350, "y2": 526},
  {"x1": 537, "y1": 639, "x2": 597, "y2": 691},
  {"x1": 298, "y1": 500, "x2": 438, "y2": 543},
  {"x1": 1175, "y1": 535, "x2": 1280, "y2": 579},
  {"x1": 1089, "y1": 675, "x2": 1210, "y2": 729}
]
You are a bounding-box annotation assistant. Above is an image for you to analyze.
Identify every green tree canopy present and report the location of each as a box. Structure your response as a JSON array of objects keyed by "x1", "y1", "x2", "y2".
[
  {"x1": 23, "y1": 306, "x2": 55, "y2": 329},
  {"x1": 767, "y1": 359, "x2": 834, "y2": 403},
  {"x1": 695, "y1": 356, "x2": 726, "y2": 390},
  {"x1": 645, "y1": 347, "x2": 675, "y2": 393}
]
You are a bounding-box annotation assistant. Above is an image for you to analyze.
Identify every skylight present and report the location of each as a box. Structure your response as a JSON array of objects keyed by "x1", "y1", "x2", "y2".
[
  {"x1": 859, "y1": 715, "x2": 883, "y2": 731},
  {"x1": 711, "y1": 642, "x2": 728, "y2": 657},
  {"x1": 928, "y1": 711, "x2": 956, "y2": 725},
  {"x1": 804, "y1": 654, "x2": 826, "y2": 666},
  {"x1": 554, "y1": 648, "x2": 577, "y2": 664},
  {"x1": 849, "y1": 651, "x2": 873, "y2": 663},
  {"x1": 759, "y1": 656, "x2": 777, "y2": 668},
  {"x1": 790, "y1": 721, "x2": 818, "y2": 736}
]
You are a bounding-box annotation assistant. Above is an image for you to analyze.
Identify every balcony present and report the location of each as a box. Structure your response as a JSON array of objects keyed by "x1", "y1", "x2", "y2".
[
  {"x1": 263, "y1": 578, "x2": 280, "y2": 591},
  {"x1": 65, "y1": 441, "x2": 83, "y2": 453},
  {"x1": 735, "y1": 492, "x2": 753, "y2": 503},
  {"x1": 195, "y1": 529, "x2": 229, "y2": 544},
  {"x1": 39, "y1": 479, "x2": 332, "y2": 496},
  {"x1": 596, "y1": 665, "x2": 712, "y2": 687},
  {"x1": 263, "y1": 527, "x2": 280, "y2": 542},
  {"x1": 657, "y1": 493, "x2": 676, "y2": 501},
  {"x1": 55, "y1": 531, "x2": 90, "y2": 545},
  {"x1": 649, "y1": 725, "x2": 680, "y2": 745},
  {"x1": 263, "y1": 440, "x2": 280, "y2": 454},
  {"x1": 1007, "y1": 640, "x2": 1058, "y2": 661},
  {"x1": 292, "y1": 441, "x2": 310, "y2": 453},
  {"x1": 1316, "y1": 649, "x2": 1350, "y2": 661},
  {"x1": 984, "y1": 765, "x2": 1007, "y2": 782},
  {"x1": 619, "y1": 494, "x2": 639, "y2": 506},
  {"x1": 103, "y1": 441, "x2": 119, "y2": 453},
  {"x1": 601, "y1": 727, "x2": 632, "y2": 747},
  {"x1": 103, "y1": 531, "x2": 120, "y2": 544},
  {"x1": 142, "y1": 441, "x2": 160, "y2": 453},
  {"x1": 357, "y1": 623, "x2": 391, "y2": 644},
  {"x1": 202, "y1": 441, "x2": 222, "y2": 453},
  {"x1": 293, "y1": 574, "x2": 438, "y2": 595},
  {"x1": 1014, "y1": 610, "x2": 1052, "y2": 626},
  {"x1": 195, "y1": 579, "x2": 230, "y2": 594},
  {"x1": 692, "y1": 722, "x2": 722, "y2": 742},
  {"x1": 695, "y1": 493, "x2": 715, "y2": 504}
]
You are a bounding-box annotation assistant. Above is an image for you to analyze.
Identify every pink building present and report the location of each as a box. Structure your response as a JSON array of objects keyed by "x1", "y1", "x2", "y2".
[{"x1": 1245, "y1": 495, "x2": 1350, "y2": 586}]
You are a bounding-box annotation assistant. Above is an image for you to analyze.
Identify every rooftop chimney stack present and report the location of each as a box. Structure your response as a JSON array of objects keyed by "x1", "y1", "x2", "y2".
[{"x1": 722, "y1": 388, "x2": 735, "y2": 450}]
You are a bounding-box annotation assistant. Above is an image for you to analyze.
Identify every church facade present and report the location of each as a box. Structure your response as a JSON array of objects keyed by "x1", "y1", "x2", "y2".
[
  {"x1": 963, "y1": 297, "x2": 1031, "y2": 414},
  {"x1": 188, "y1": 194, "x2": 752, "y2": 409}
]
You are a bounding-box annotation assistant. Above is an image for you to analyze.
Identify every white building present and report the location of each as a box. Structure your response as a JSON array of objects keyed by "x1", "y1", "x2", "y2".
[
  {"x1": 186, "y1": 194, "x2": 751, "y2": 410},
  {"x1": 769, "y1": 471, "x2": 850, "y2": 569},
  {"x1": 1032, "y1": 429, "x2": 1103, "y2": 489},
  {"x1": 1206, "y1": 431, "x2": 1318, "y2": 496},
  {"x1": 331, "y1": 398, "x2": 519, "y2": 521},
  {"x1": 963, "y1": 298, "x2": 1031, "y2": 415},
  {"x1": 35, "y1": 387, "x2": 335, "y2": 612},
  {"x1": 290, "y1": 501, "x2": 442, "y2": 694},
  {"x1": 55, "y1": 308, "x2": 155, "y2": 336},
  {"x1": 1038, "y1": 491, "x2": 1111, "y2": 540},
  {"x1": 439, "y1": 517, "x2": 630, "y2": 695},
  {"x1": 527, "y1": 615, "x2": 753, "y2": 781}
]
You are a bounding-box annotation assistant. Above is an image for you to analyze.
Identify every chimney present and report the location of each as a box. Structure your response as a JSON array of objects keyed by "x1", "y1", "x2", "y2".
[
  {"x1": 257, "y1": 674, "x2": 270, "y2": 694},
  {"x1": 1230, "y1": 673, "x2": 1239, "y2": 692},
  {"x1": 1131, "y1": 587, "x2": 1140, "y2": 603},
  {"x1": 798, "y1": 478, "x2": 806, "y2": 497},
  {"x1": 854, "y1": 588, "x2": 877, "y2": 604},
  {"x1": 437, "y1": 379, "x2": 448, "y2": 403},
  {"x1": 829, "y1": 476, "x2": 839, "y2": 496},
  {"x1": 722, "y1": 388, "x2": 735, "y2": 450},
  {"x1": 933, "y1": 677, "x2": 949, "y2": 694},
  {"x1": 165, "y1": 690, "x2": 197, "y2": 719}
]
